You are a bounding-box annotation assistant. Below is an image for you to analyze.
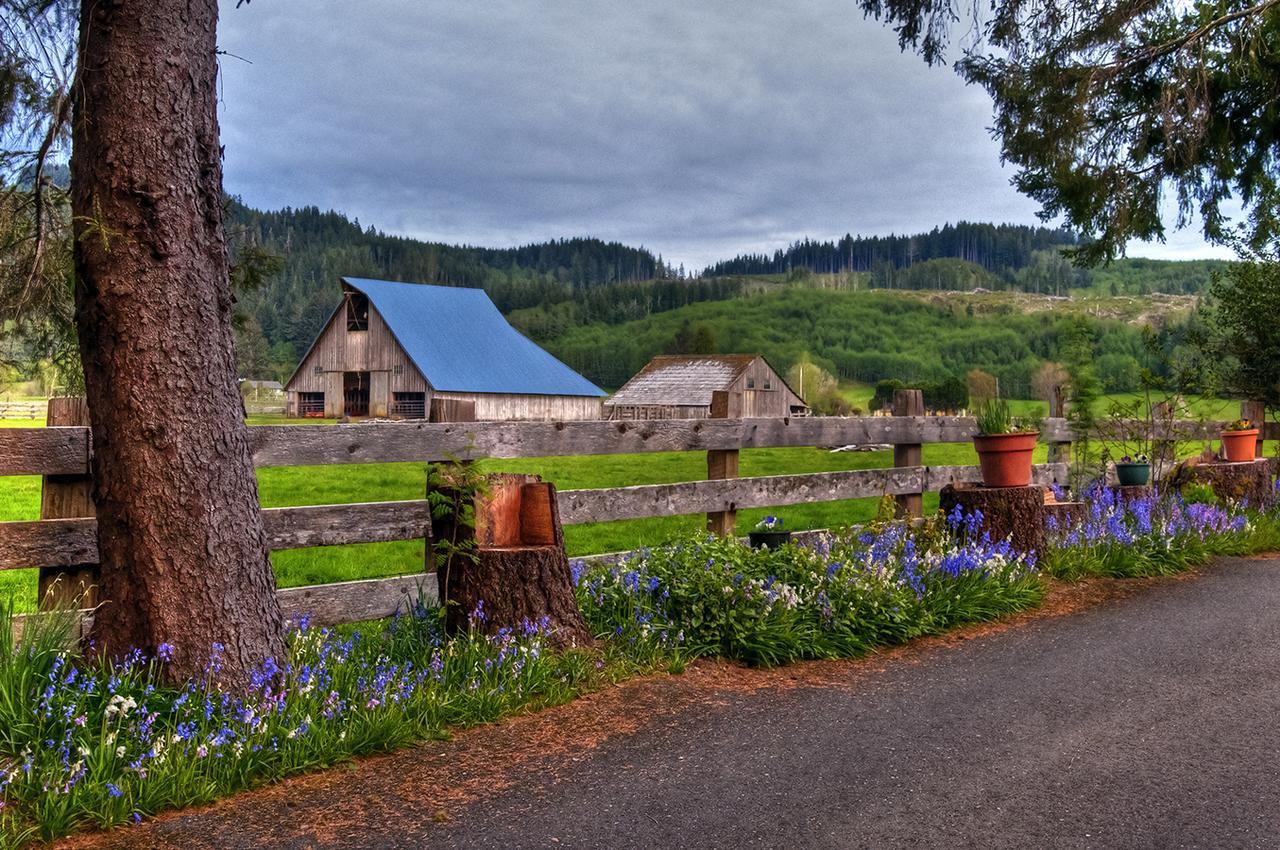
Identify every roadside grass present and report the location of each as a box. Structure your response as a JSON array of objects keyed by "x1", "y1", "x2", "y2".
[
  {"x1": 0, "y1": 602, "x2": 657, "y2": 844},
  {"x1": 579, "y1": 522, "x2": 1044, "y2": 667}
]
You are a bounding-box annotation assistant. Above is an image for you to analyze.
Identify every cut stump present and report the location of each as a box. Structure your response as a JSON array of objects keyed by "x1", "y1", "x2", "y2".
[
  {"x1": 940, "y1": 483, "x2": 1047, "y2": 555},
  {"x1": 430, "y1": 472, "x2": 593, "y2": 648},
  {"x1": 1180, "y1": 459, "x2": 1277, "y2": 509},
  {"x1": 1042, "y1": 500, "x2": 1085, "y2": 534},
  {"x1": 1111, "y1": 485, "x2": 1154, "y2": 503}
]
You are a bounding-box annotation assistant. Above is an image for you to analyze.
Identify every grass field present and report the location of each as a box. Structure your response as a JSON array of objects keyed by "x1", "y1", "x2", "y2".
[{"x1": 0, "y1": 391, "x2": 1247, "y2": 612}]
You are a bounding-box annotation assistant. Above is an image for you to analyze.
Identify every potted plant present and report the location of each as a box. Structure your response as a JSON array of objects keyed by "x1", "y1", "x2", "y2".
[
  {"x1": 1114, "y1": 454, "x2": 1151, "y2": 486},
  {"x1": 972, "y1": 399, "x2": 1040, "y2": 488},
  {"x1": 1221, "y1": 418, "x2": 1260, "y2": 462},
  {"x1": 748, "y1": 515, "x2": 791, "y2": 549}
]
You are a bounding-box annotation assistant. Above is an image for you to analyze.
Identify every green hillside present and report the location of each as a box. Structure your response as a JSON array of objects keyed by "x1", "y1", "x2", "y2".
[
  {"x1": 539, "y1": 287, "x2": 1192, "y2": 397},
  {"x1": 223, "y1": 202, "x2": 1224, "y2": 384}
]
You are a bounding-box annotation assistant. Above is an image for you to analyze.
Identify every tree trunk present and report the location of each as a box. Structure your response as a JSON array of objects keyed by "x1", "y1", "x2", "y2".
[{"x1": 70, "y1": 0, "x2": 285, "y2": 683}]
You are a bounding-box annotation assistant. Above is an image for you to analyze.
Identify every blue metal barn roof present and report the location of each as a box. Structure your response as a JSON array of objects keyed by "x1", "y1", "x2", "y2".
[{"x1": 342, "y1": 277, "x2": 606, "y2": 397}]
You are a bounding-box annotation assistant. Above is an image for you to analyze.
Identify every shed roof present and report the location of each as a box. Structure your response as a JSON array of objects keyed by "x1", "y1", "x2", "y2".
[
  {"x1": 607, "y1": 354, "x2": 765, "y2": 407},
  {"x1": 342, "y1": 278, "x2": 605, "y2": 397}
]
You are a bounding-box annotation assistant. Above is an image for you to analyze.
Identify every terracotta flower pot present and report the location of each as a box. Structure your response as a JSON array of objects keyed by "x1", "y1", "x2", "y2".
[
  {"x1": 1221, "y1": 428, "x2": 1259, "y2": 462},
  {"x1": 973, "y1": 431, "x2": 1039, "y2": 488}
]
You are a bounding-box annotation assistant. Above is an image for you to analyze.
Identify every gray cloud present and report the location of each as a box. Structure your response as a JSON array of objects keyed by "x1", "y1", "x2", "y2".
[{"x1": 216, "y1": 0, "x2": 1225, "y2": 270}]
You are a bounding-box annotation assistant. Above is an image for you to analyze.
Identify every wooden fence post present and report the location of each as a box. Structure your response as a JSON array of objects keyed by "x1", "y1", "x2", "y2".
[
  {"x1": 38, "y1": 397, "x2": 97, "y2": 610},
  {"x1": 1241, "y1": 400, "x2": 1266, "y2": 458},
  {"x1": 707, "y1": 390, "x2": 742, "y2": 536},
  {"x1": 892, "y1": 388, "x2": 924, "y2": 518},
  {"x1": 1152, "y1": 400, "x2": 1175, "y2": 472},
  {"x1": 1047, "y1": 385, "x2": 1073, "y2": 466}
]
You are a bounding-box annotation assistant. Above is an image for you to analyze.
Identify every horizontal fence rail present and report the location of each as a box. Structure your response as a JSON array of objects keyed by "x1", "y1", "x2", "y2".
[
  {"x1": 0, "y1": 463, "x2": 1069, "y2": 570},
  {"x1": 557, "y1": 463, "x2": 1068, "y2": 525},
  {"x1": 2, "y1": 396, "x2": 1272, "y2": 624},
  {"x1": 7, "y1": 417, "x2": 1275, "y2": 476},
  {"x1": 16, "y1": 573, "x2": 441, "y2": 642}
]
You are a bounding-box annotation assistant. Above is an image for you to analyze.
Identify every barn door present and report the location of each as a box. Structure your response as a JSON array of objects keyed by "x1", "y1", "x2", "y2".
[
  {"x1": 369, "y1": 371, "x2": 390, "y2": 417},
  {"x1": 324, "y1": 371, "x2": 344, "y2": 418},
  {"x1": 343, "y1": 371, "x2": 370, "y2": 417}
]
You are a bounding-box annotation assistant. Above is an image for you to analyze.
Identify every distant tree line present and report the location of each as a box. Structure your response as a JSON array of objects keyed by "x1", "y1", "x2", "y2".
[{"x1": 702, "y1": 222, "x2": 1078, "y2": 277}]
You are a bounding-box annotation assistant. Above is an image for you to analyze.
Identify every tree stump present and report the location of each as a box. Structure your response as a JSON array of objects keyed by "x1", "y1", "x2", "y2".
[
  {"x1": 1111, "y1": 485, "x2": 1153, "y2": 503},
  {"x1": 1042, "y1": 500, "x2": 1085, "y2": 534},
  {"x1": 1181, "y1": 459, "x2": 1277, "y2": 509},
  {"x1": 939, "y1": 483, "x2": 1048, "y2": 555},
  {"x1": 430, "y1": 472, "x2": 593, "y2": 647}
]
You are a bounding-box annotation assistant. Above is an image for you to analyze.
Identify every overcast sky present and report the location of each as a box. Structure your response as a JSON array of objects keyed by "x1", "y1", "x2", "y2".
[{"x1": 216, "y1": 0, "x2": 1231, "y2": 271}]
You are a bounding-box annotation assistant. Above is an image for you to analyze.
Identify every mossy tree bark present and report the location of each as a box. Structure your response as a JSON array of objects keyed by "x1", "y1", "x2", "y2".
[{"x1": 71, "y1": 0, "x2": 285, "y2": 683}]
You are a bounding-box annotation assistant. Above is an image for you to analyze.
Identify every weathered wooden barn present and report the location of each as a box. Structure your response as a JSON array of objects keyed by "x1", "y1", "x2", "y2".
[
  {"x1": 284, "y1": 278, "x2": 606, "y2": 421},
  {"x1": 604, "y1": 354, "x2": 808, "y2": 420}
]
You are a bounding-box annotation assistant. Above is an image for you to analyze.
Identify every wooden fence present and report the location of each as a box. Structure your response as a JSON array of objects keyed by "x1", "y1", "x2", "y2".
[
  {"x1": 0, "y1": 392, "x2": 1272, "y2": 627},
  {"x1": 0, "y1": 401, "x2": 44, "y2": 420}
]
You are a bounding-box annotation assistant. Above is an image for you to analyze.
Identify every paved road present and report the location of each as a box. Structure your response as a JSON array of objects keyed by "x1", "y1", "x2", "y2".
[{"x1": 72, "y1": 558, "x2": 1280, "y2": 849}]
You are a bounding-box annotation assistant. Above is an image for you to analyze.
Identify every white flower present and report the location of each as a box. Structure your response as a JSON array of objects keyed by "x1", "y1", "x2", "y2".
[{"x1": 116, "y1": 746, "x2": 125, "y2": 758}]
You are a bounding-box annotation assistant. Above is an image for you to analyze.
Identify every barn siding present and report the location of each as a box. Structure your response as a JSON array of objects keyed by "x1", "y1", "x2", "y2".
[
  {"x1": 432, "y1": 391, "x2": 602, "y2": 421},
  {"x1": 286, "y1": 301, "x2": 428, "y2": 395},
  {"x1": 286, "y1": 297, "x2": 600, "y2": 421},
  {"x1": 286, "y1": 298, "x2": 432, "y2": 417}
]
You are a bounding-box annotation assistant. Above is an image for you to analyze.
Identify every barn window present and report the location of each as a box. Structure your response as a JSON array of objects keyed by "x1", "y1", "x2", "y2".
[
  {"x1": 298, "y1": 392, "x2": 325, "y2": 416},
  {"x1": 392, "y1": 391, "x2": 426, "y2": 419},
  {"x1": 747, "y1": 376, "x2": 756, "y2": 389},
  {"x1": 346, "y1": 293, "x2": 369, "y2": 331},
  {"x1": 392, "y1": 364, "x2": 403, "y2": 375},
  {"x1": 764, "y1": 377, "x2": 772, "y2": 389},
  {"x1": 313, "y1": 365, "x2": 323, "y2": 376}
]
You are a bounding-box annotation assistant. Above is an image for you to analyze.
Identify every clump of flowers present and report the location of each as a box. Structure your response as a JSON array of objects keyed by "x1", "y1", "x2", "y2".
[
  {"x1": 575, "y1": 511, "x2": 1041, "y2": 667},
  {"x1": 1042, "y1": 484, "x2": 1259, "y2": 578},
  {"x1": 0, "y1": 601, "x2": 600, "y2": 844},
  {"x1": 754, "y1": 515, "x2": 785, "y2": 532}
]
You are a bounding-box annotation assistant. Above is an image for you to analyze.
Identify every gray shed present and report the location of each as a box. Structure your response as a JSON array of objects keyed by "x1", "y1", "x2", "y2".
[{"x1": 604, "y1": 354, "x2": 808, "y2": 420}]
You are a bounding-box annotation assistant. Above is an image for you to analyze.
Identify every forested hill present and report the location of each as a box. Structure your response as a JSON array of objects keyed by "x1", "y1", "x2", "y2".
[
  {"x1": 227, "y1": 198, "x2": 687, "y2": 371},
  {"x1": 702, "y1": 222, "x2": 1079, "y2": 277},
  {"x1": 225, "y1": 200, "x2": 1225, "y2": 383}
]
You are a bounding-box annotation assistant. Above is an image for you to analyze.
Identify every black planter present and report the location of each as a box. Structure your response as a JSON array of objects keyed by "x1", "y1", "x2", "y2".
[{"x1": 748, "y1": 530, "x2": 792, "y2": 549}]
